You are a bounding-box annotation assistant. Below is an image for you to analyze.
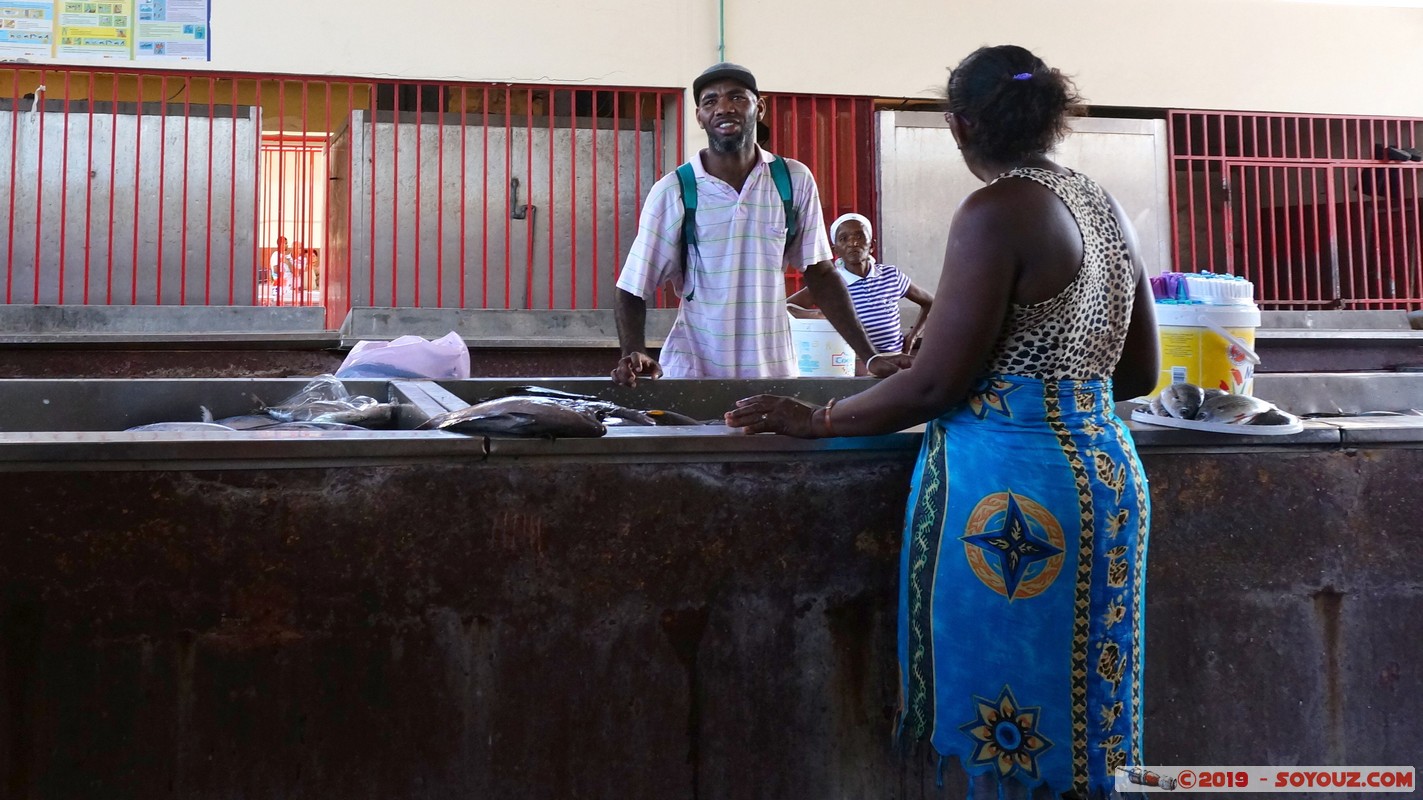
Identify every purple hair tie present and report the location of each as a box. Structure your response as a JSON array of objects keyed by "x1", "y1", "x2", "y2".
[{"x1": 1011, "y1": 72, "x2": 1033, "y2": 81}]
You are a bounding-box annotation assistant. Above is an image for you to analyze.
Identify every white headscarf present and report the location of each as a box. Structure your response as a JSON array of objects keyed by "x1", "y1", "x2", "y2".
[{"x1": 829, "y1": 213, "x2": 872, "y2": 244}]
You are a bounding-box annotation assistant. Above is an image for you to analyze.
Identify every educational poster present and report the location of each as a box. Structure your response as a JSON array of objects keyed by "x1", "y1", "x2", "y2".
[
  {"x1": 55, "y1": 0, "x2": 132, "y2": 60},
  {"x1": 0, "y1": 0, "x2": 55, "y2": 60},
  {"x1": 0, "y1": 0, "x2": 210, "y2": 61},
  {"x1": 134, "y1": 0, "x2": 207, "y2": 61}
]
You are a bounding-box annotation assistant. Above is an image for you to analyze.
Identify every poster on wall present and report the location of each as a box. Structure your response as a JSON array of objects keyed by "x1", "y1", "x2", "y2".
[
  {"x1": 134, "y1": 0, "x2": 208, "y2": 61},
  {"x1": 0, "y1": 0, "x2": 55, "y2": 61},
  {"x1": 55, "y1": 0, "x2": 132, "y2": 60},
  {"x1": 0, "y1": 0, "x2": 209, "y2": 62}
]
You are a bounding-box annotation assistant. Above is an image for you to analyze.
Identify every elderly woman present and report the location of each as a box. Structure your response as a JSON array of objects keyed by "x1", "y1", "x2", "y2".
[
  {"x1": 727, "y1": 45, "x2": 1159, "y2": 799},
  {"x1": 787, "y1": 213, "x2": 934, "y2": 356}
]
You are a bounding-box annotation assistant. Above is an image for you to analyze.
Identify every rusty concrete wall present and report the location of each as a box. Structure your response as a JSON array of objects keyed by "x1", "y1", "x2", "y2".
[
  {"x1": 1143, "y1": 447, "x2": 1423, "y2": 771},
  {"x1": 1, "y1": 446, "x2": 1420, "y2": 799}
]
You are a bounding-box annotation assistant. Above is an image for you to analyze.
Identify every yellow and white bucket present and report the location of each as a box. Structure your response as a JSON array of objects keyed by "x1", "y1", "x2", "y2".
[{"x1": 1151, "y1": 302, "x2": 1261, "y2": 396}]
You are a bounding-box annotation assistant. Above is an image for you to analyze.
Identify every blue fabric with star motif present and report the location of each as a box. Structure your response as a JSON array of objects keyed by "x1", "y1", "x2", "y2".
[{"x1": 897, "y1": 374, "x2": 1150, "y2": 799}]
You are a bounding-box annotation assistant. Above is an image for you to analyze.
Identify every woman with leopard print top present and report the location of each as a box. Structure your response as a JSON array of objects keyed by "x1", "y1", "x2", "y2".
[{"x1": 726, "y1": 45, "x2": 1160, "y2": 799}]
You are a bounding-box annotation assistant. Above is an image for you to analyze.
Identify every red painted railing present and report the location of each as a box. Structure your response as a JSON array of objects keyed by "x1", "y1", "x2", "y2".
[
  {"x1": 762, "y1": 94, "x2": 878, "y2": 296},
  {"x1": 0, "y1": 65, "x2": 685, "y2": 327},
  {"x1": 0, "y1": 64, "x2": 885, "y2": 324},
  {"x1": 1169, "y1": 110, "x2": 1423, "y2": 310}
]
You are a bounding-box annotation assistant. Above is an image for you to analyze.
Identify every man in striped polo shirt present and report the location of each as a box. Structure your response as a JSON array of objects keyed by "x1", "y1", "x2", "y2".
[{"x1": 612, "y1": 63, "x2": 911, "y2": 385}]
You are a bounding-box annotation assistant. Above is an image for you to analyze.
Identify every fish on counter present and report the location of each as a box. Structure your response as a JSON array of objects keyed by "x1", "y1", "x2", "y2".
[
  {"x1": 644, "y1": 409, "x2": 703, "y2": 426},
  {"x1": 1195, "y1": 393, "x2": 1275, "y2": 424},
  {"x1": 420, "y1": 396, "x2": 607, "y2": 438},
  {"x1": 1137, "y1": 382, "x2": 1300, "y2": 428},
  {"x1": 121, "y1": 379, "x2": 702, "y2": 437},
  {"x1": 258, "y1": 375, "x2": 397, "y2": 428},
  {"x1": 1158, "y1": 383, "x2": 1205, "y2": 420},
  {"x1": 263, "y1": 397, "x2": 396, "y2": 426},
  {"x1": 259, "y1": 421, "x2": 374, "y2": 432},
  {"x1": 126, "y1": 421, "x2": 238, "y2": 432},
  {"x1": 496, "y1": 386, "x2": 704, "y2": 427},
  {"x1": 131, "y1": 416, "x2": 379, "y2": 434},
  {"x1": 123, "y1": 375, "x2": 400, "y2": 434},
  {"x1": 215, "y1": 414, "x2": 288, "y2": 430}
]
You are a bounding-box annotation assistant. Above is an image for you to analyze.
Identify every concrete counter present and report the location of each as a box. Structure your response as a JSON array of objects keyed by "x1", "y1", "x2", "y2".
[{"x1": 1, "y1": 375, "x2": 1420, "y2": 798}]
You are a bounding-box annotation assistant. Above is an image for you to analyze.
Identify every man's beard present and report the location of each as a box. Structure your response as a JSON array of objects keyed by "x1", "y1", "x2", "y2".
[{"x1": 708, "y1": 124, "x2": 755, "y2": 154}]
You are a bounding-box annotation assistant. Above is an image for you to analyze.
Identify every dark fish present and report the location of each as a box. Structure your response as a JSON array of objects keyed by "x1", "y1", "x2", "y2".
[
  {"x1": 421, "y1": 396, "x2": 606, "y2": 438},
  {"x1": 644, "y1": 409, "x2": 703, "y2": 426},
  {"x1": 1248, "y1": 407, "x2": 1302, "y2": 427},
  {"x1": 126, "y1": 422, "x2": 237, "y2": 432}
]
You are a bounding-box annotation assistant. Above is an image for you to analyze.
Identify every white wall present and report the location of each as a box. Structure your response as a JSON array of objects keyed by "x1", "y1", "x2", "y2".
[{"x1": 195, "y1": 0, "x2": 1423, "y2": 118}]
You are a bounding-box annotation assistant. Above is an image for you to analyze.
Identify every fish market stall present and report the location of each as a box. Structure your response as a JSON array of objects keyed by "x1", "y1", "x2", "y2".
[{"x1": 0, "y1": 374, "x2": 1420, "y2": 798}]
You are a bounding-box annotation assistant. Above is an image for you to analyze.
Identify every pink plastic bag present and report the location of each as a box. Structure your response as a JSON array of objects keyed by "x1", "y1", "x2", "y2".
[{"x1": 335, "y1": 331, "x2": 471, "y2": 380}]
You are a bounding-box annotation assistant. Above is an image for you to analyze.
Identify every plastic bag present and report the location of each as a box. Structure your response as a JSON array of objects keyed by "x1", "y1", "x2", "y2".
[
  {"x1": 263, "y1": 375, "x2": 395, "y2": 427},
  {"x1": 335, "y1": 332, "x2": 471, "y2": 380}
]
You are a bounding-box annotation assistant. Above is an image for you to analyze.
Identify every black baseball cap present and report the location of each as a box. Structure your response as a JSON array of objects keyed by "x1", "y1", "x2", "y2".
[{"x1": 693, "y1": 62, "x2": 758, "y2": 102}]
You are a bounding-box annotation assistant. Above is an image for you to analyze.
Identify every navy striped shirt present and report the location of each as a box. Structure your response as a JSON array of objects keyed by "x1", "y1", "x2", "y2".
[{"x1": 840, "y1": 261, "x2": 911, "y2": 353}]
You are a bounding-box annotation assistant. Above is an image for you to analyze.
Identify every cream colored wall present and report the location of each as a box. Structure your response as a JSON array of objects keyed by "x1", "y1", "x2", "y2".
[
  {"x1": 200, "y1": 0, "x2": 1423, "y2": 118},
  {"x1": 209, "y1": 0, "x2": 714, "y2": 90},
  {"x1": 741, "y1": 0, "x2": 1423, "y2": 116}
]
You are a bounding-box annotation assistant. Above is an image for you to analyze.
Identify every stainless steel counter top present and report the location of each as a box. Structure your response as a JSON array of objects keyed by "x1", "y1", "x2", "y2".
[{"x1": 1, "y1": 372, "x2": 1420, "y2": 468}]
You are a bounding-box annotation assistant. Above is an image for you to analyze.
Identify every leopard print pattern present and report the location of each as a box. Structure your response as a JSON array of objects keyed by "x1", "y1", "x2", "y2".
[{"x1": 982, "y1": 168, "x2": 1136, "y2": 381}]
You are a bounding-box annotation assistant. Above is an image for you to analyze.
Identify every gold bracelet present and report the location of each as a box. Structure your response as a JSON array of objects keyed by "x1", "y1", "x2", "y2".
[{"x1": 822, "y1": 397, "x2": 837, "y2": 437}]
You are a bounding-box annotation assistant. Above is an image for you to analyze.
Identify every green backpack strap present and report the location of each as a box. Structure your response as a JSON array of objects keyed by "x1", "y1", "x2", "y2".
[
  {"x1": 768, "y1": 155, "x2": 798, "y2": 245},
  {"x1": 676, "y1": 156, "x2": 796, "y2": 301},
  {"x1": 676, "y1": 162, "x2": 699, "y2": 300}
]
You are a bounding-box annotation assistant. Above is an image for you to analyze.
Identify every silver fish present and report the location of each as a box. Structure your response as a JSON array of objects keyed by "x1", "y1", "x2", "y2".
[
  {"x1": 1196, "y1": 393, "x2": 1274, "y2": 424},
  {"x1": 603, "y1": 413, "x2": 654, "y2": 427},
  {"x1": 1147, "y1": 397, "x2": 1167, "y2": 417},
  {"x1": 421, "y1": 396, "x2": 606, "y2": 438},
  {"x1": 218, "y1": 414, "x2": 287, "y2": 430},
  {"x1": 260, "y1": 421, "x2": 373, "y2": 432},
  {"x1": 501, "y1": 386, "x2": 629, "y2": 418},
  {"x1": 499, "y1": 386, "x2": 699, "y2": 426},
  {"x1": 265, "y1": 397, "x2": 395, "y2": 427},
  {"x1": 126, "y1": 421, "x2": 237, "y2": 432},
  {"x1": 215, "y1": 414, "x2": 373, "y2": 431},
  {"x1": 1160, "y1": 383, "x2": 1206, "y2": 420},
  {"x1": 1201, "y1": 388, "x2": 1228, "y2": 401}
]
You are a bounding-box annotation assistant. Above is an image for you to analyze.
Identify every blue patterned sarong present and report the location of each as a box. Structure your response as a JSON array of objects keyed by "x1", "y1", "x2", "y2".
[{"x1": 898, "y1": 375, "x2": 1150, "y2": 799}]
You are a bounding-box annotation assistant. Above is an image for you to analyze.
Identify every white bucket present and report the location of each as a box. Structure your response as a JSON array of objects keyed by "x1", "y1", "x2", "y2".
[{"x1": 789, "y1": 317, "x2": 855, "y2": 378}]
